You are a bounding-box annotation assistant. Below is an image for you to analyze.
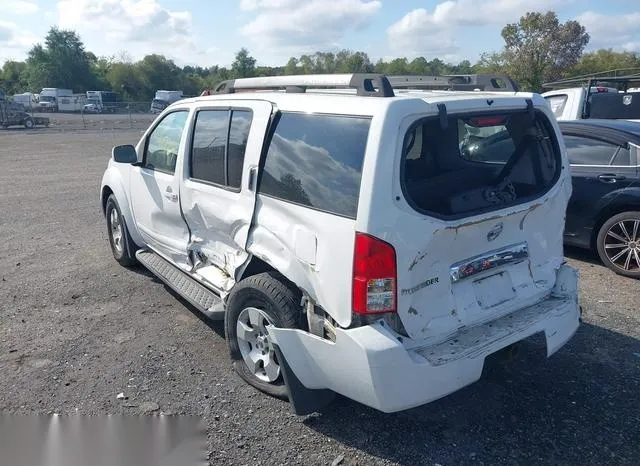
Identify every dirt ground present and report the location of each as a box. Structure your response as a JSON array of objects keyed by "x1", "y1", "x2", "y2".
[{"x1": 0, "y1": 122, "x2": 639, "y2": 465}]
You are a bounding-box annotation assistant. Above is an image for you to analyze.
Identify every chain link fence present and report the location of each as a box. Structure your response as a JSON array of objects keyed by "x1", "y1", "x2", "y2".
[{"x1": 23, "y1": 102, "x2": 158, "y2": 132}]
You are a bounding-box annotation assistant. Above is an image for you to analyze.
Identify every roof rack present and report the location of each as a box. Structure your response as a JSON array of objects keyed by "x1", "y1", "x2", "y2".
[
  {"x1": 213, "y1": 73, "x2": 395, "y2": 97},
  {"x1": 388, "y1": 74, "x2": 519, "y2": 92},
  {"x1": 543, "y1": 68, "x2": 640, "y2": 89}
]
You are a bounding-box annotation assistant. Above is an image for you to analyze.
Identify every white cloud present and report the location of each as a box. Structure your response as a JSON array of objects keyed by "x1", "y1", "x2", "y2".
[
  {"x1": 0, "y1": 21, "x2": 39, "y2": 63},
  {"x1": 577, "y1": 11, "x2": 640, "y2": 52},
  {"x1": 240, "y1": 0, "x2": 381, "y2": 60},
  {"x1": 387, "y1": 0, "x2": 563, "y2": 58},
  {"x1": 55, "y1": 0, "x2": 210, "y2": 64},
  {"x1": 239, "y1": 0, "x2": 299, "y2": 11},
  {"x1": 6, "y1": 1, "x2": 39, "y2": 15}
]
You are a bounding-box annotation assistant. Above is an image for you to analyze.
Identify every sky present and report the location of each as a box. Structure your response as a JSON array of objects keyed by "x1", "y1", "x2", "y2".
[{"x1": 1, "y1": 0, "x2": 640, "y2": 67}]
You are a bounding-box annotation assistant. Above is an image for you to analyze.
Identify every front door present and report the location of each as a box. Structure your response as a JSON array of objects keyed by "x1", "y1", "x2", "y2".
[
  {"x1": 130, "y1": 109, "x2": 191, "y2": 266},
  {"x1": 563, "y1": 133, "x2": 637, "y2": 246},
  {"x1": 179, "y1": 100, "x2": 274, "y2": 289}
]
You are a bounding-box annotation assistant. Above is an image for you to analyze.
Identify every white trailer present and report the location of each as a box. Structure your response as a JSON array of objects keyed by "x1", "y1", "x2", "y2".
[
  {"x1": 12, "y1": 93, "x2": 39, "y2": 111},
  {"x1": 38, "y1": 88, "x2": 73, "y2": 112}
]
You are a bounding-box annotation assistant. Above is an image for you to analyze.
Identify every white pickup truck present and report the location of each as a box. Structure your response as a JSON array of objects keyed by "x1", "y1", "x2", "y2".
[{"x1": 542, "y1": 72, "x2": 640, "y2": 121}]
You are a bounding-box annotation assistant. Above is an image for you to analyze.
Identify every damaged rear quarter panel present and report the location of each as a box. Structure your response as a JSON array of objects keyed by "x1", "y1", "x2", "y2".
[{"x1": 247, "y1": 195, "x2": 356, "y2": 328}]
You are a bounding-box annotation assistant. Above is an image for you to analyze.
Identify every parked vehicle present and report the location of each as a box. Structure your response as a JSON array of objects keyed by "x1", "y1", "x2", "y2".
[
  {"x1": 38, "y1": 88, "x2": 73, "y2": 112},
  {"x1": 101, "y1": 73, "x2": 580, "y2": 414},
  {"x1": 542, "y1": 69, "x2": 640, "y2": 121},
  {"x1": 12, "y1": 92, "x2": 38, "y2": 111},
  {"x1": 150, "y1": 90, "x2": 183, "y2": 114},
  {"x1": 56, "y1": 94, "x2": 87, "y2": 112},
  {"x1": 559, "y1": 120, "x2": 640, "y2": 278},
  {"x1": 85, "y1": 90, "x2": 118, "y2": 113},
  {"x1": 0, "y1": 101, "x2": 49, "y2": 128},
  {"x1": 464, "y1": 119, "x2": 640, "y2": 278}
]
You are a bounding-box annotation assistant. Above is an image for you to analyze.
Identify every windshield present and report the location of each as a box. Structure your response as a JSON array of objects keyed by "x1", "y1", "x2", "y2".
[{"x1": 402, "y1": 110, "x2": 560, "y2": 218}]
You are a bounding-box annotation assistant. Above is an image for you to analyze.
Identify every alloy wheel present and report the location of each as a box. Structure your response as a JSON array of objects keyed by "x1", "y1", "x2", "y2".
[
  {"x1": 236, "y1": 307, "x2": 280, "y2": 383},
  {"x1": 603, "y1": 218, "x2": 640, "y2": 272}
]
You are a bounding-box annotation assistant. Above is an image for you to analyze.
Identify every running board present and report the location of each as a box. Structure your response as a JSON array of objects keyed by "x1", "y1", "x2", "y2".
[{"x1": 136, "y1": 249, "x2": 225, "y2": 321}]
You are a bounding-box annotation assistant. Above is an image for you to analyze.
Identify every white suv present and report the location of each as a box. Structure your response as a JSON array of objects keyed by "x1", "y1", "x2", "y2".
[{"x1": 100, "y1": 74, "x2": 580, "y2": 414}]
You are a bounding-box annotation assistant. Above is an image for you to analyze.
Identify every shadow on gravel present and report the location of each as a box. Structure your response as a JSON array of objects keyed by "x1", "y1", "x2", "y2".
[
  {"x1": 162, "y1": 284, "x2": 226, "y2": 338},
  {"x1": 564, "y1": 245, "x2": 601, "y2": 267},
  {"x1": 303, "y1": 324, "x2": 640, "y2": 465}
]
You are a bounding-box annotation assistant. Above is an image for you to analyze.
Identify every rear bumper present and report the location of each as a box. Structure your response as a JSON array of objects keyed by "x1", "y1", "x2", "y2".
[{"x1": 270, "y1": 265, "x2": 580, "y2": 413}]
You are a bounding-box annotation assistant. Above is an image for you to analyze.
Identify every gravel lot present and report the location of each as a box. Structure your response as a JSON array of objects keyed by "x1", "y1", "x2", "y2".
[{"x1": 0, "y1": 123, "x2": 638, "y2": 465}]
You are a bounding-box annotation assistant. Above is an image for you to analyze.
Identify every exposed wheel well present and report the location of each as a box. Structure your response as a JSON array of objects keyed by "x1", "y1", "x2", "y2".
[
  {"x1": 239, "y1": 256, "x2": 277, "y2": 281},
  {"x1": 101, "y1": 186, "x2": 114, "y2": 215},
  {"x1": 591, "y1": 203, "x2": 639, "y2": 248}
]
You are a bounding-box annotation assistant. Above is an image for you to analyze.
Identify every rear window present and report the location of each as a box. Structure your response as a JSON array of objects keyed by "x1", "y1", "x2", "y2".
[
  {"x1": 402, "y1": 110, "x2": 560, "y2": 218},
  {"x1": 259, "y1": 112, "x2": 371, "y2": 218}
]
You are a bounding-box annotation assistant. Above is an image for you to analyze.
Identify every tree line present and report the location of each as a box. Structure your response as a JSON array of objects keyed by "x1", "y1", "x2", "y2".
[{"x1": 2, "y1": 11, "x2": 640, "y2": 102}]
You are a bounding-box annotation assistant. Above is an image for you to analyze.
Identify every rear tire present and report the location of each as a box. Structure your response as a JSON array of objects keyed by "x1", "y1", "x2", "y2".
[
  {"x1": 24, "y1": 118, "x2": 34, "y2": 129},
  {"x1": 225, "y1": 271, "x2": 302, "y2": 399},
  {"x1": 596, "y1": 211, "x2": 640, "y2": 278},
  {"x1": 105, "y1": 194, "x2": 138, "y2": 267}
]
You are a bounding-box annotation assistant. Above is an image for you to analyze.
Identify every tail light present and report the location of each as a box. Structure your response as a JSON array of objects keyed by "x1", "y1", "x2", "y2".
[{"x1": 352, "y1": 232, "x2": 397, "y2": 314}]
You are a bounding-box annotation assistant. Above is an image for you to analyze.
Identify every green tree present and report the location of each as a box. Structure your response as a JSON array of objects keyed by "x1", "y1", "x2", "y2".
[
  {"x1": 231, "y1": 48, "x2": 256, "y2": 78},
  {"x1": 0, "y1": 61, "x2": 29, "y2": 94},
  {"x1": 385, "y1": 58, "x2": 409, "y2": 75},
  {"x1": 284, "y1": 57, "x2": 298, "y2": 75},
  {"x1": 408, "y1": 57, "x2": 428, "y2": 74},
  {"x1": 499, "y1": 11, "x2": 589, "y2": 91},
  {"x1": 25, "y1": 27, "x2": 96, "y2": 92},
  {"x1": 572, "y1": 49, "x2": 640, "y2": 76},
  {"x1": 136, "y1": 54, "x2": 182, "y2": 98}
]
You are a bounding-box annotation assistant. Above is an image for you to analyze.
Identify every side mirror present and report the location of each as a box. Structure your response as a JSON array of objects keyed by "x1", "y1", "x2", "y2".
[{"x1": 112, "y1": 144, "x2": 138, "y2": 164}]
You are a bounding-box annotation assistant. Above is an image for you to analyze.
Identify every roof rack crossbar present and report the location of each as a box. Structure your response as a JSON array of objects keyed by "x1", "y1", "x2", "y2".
[
  {"x1": 387, "y1": 74, "x2": 519, "y2": 92},
  {"x1": 213, "y1": 74, "x2": 395, "y2": 97}
]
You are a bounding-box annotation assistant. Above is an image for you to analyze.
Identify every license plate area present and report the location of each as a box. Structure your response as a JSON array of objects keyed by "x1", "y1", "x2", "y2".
[{"x1": 473, "y1": 271, "x2": 515, "y2": 309}]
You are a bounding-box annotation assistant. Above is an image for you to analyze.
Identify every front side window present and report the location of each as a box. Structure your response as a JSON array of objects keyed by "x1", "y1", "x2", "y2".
[
  {"x1": 190, "y1": 109, "x2": 254, "y2": 188},
  {"x1": 564, "y1": 135, "x2": 630, "y2": 166},
  {"x1": 402, "y1": 111, "x2": 560, "y2": 218},
  {"x1": 144, "y1": 111, "x2": 189, "y2": 174},
  {"x1": 259, "y1": 112, "x2": 371, "y2": 218}
]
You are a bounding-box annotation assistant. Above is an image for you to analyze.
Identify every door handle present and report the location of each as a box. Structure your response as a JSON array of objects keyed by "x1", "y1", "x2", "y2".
[
  {"x1": 598, "y1": 174, "x2": 626, "y2": 183},
  {"x1": 164, "y1": 187, "x2": 178, "y2": 202}
]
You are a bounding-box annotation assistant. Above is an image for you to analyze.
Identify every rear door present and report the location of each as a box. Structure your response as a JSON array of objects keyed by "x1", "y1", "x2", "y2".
[
  {"x1": 179, "y1": 100, "x2": 273, "y2": 289},
  {"x1": 130, "y1": 109, "x2": 191, "y2": 266},
  {"x1": 562, "y1": 132, "x2": 637, "y2": 245},
  {"x1": 385, "y1": 102, "x2": 570, "y2": 341}
]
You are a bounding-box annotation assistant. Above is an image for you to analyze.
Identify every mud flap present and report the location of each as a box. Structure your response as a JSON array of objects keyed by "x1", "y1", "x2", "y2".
[{"x1": 272, "y1": 343, "x2": 336, "y2": 415}]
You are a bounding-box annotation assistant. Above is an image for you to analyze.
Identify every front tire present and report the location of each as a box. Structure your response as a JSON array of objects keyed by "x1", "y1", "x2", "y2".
[
  {"x1": 225, "y1": 271, "x2": 302, "y2": 399},
  {"x1": 24, "y1": 118, "x2": 34, "y2": 129},
  {"x1": 596, "y1": 211, "x2": 640, "y2": 278},
  {"x1": 105, "y1": 194, "x2": 138, "y2": 267}
]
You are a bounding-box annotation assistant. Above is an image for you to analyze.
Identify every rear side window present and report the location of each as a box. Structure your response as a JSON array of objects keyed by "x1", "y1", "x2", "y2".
[
  {"x1": 259, "y1": 112, "x2": 371, "y2": 218},
  {"x1": 564, "y1": 135, "x2": 630, "y2": 166},
  {"x1": 190, "y1": 109, "x2": 253, "y2": 188},
  {"x1": 402, "y1": 110, "x2": 560, "y2": 218}
]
